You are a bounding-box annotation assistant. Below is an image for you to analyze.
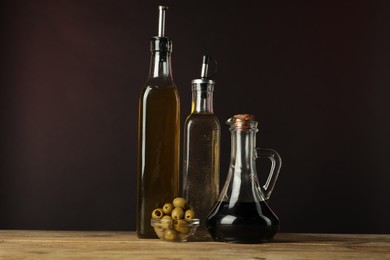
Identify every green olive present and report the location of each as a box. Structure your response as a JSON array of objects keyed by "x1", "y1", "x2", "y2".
[
  {"x1": 162, "y1": 215, "x2": 172, "y2": 221},
  {"x1": 184, "y1": 209, "x2": 195, "y2": 221},
  {"x1": 162, "y1": 203, "x2": 174, "y2": 215},
  {"x1": 173, "y1": 197, "x2": 187, "y2": 209},
  {"x1": 175, "y1": 219, "x2": 187, "y2": 226},
  {"x1": 164, "y1": 229, "x2": 177, "y2": 241},
  {"x1": 171, "y1": 207, "x2": 184, "y2": 220},
  {"x1": 151, "y1": 208, "x2": 164, "y2": 219},
  {"x1": 174, "y1": 219, "x2": 190, "y2": 234},
  {"x1": 153, "y1": 223, "x2": 164, "y2": 233},
  {"x1": 161, "y1": 215, "x2": 172, "y2": 229},
  {"x1": 175, "y1": 225, "x2": 190, "y2": 234}
]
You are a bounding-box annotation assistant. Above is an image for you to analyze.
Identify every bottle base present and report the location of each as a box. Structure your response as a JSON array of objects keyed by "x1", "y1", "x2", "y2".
[{"x1": 208, "y1": 224, "x2": 279, "y2": 244}]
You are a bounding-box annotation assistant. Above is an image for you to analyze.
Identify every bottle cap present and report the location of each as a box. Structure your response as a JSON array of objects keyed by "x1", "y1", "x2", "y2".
[
  {"x1": 150, "y1": 36, "x2": 172, "y2": 52},
  {"x1": 227, "y1": 114, "x2": 259, "y2": 131}
]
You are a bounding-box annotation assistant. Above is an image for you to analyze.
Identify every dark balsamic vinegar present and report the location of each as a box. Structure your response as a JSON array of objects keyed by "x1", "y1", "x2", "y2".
[
  {"x1": 207, "y1": 114, "x2": 282, "y2": 243},
  {"x1": 206, "y1": 201, "x2": 279, "y2": 243}
]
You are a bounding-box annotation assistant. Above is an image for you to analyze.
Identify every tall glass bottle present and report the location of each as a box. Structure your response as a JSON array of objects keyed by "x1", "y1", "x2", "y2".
[
  {"x1": 137, "y1": 6, "x2": 180, "y2": 238},
  {"x1": 183, "y1": 55, "x2": 220, "y2": 239}
]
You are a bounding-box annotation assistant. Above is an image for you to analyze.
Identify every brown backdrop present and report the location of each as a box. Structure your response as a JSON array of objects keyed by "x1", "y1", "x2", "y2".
[{"x1": 1, "y1": 0, "x2": 389, "y2": 233}]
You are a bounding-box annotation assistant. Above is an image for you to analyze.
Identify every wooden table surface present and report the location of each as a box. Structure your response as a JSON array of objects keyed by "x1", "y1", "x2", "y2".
[{"x1": 0, "y1": 230, "x2": 389, "y2": 259}]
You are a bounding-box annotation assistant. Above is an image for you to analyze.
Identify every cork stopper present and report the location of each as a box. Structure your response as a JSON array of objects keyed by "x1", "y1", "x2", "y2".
[{"x1": 227, "y1": 114, "x2": 258, "y2": 131}]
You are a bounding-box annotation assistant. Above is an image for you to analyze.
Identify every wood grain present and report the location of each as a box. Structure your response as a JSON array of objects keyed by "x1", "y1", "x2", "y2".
[{"x1": 0, "y1": 231, "x2": 389, "y2": 259}]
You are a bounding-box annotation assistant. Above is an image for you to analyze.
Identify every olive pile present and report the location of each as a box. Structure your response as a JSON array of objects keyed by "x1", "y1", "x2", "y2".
[{"x1": 151, "y1": 197, "x2": 197, "y2": 241}]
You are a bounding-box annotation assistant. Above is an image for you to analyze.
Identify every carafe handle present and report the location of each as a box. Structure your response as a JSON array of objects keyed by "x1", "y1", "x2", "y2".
[{"x1": 255, "y1": 148, "x2": 282, "y2": 200}]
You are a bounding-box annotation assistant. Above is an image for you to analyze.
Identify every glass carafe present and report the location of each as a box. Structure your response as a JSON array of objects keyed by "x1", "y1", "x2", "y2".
[{"x1": 206, "y1": 114, "x2": 282, "y2": 243}]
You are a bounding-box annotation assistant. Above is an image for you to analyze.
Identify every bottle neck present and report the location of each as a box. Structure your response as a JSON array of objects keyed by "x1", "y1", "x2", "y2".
[
  {"x1": 230, "y1": 130, "x2": 256, "y2": 171},
  {"x1": 148, "y1": 51, "x2": 173, "y2": 79},
  {"x1": 228, "y1": 129, "x2": 265, "y2": 204},
  {"x1": 192, "y1": 90, "x2": 214, "y2": 113}
]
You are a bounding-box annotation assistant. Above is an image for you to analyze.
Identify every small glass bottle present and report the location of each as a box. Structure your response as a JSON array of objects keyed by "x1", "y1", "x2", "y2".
[
  {"x1": 183, "y1": 55, "x2": 220, "y2": 239},
  {"x1": 206, "y1": 114, "x2": 282, "y2": 243},
  {"x1": 137, "y1": 6, "x2": 180, "y2": 238}
]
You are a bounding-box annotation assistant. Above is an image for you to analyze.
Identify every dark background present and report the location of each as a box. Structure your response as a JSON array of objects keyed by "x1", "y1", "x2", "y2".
[{"x1": 1, "y1": 0, "x2": 389, "y2": 233}]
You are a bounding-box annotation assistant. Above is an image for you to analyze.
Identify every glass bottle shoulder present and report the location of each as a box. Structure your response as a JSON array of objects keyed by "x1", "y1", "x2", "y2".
[
  {"x1": 143, "y1": 77, "x2": 177, "y2": 90},
  {"x1": 185, "y1": 113, "x2": 220, "y2": 128},
  {"x1": 140, "y1": 80, "x2": 179, "y2": 100}
]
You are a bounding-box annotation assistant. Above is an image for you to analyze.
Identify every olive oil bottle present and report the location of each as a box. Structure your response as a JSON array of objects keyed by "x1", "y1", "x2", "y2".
[
  {"x1": 183, "y1": 56, "x2": 220, "y2": 239},
  {"x1": 137, "y1": 6, "x2": 180, "y2": 238}
]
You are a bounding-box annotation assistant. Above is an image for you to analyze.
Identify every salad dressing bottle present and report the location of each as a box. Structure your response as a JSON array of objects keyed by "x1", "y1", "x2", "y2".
[{"x1": 183, "y1": 56, "x2": 220, "y2": 239}]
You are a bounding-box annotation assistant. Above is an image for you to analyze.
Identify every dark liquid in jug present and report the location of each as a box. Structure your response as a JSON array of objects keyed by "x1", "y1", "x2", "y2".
[{"x1": 206, "y1": 201, "x2": 279, "y2": 243}]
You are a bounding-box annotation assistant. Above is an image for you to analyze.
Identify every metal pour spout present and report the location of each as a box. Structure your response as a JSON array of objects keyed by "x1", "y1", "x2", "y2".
[
  {"x1": 201, "y1": 55, "x2": 209, "y2": 78},
  {"x1": 158, "y1": 6, "x2": 168, "y2": 37}
]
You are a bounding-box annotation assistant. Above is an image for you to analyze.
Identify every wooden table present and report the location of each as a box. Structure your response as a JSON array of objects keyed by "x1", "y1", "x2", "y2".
[{"x1": 0, "y1": 230, "x2": 389, "y2": 259}]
